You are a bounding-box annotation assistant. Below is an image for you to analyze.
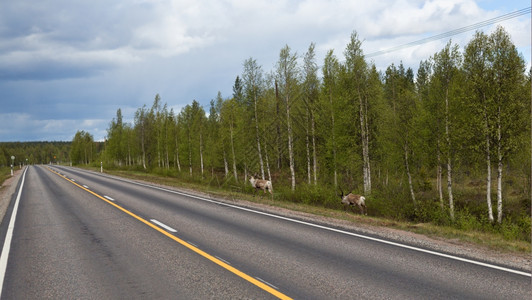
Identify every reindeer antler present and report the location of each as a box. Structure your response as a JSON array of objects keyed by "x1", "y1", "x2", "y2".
[{"x1": 338, "y1": 186, "x2": 344, "y2": 197}]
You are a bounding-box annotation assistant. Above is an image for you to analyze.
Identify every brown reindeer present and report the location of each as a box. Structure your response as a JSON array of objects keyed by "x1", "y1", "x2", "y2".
[
  {"x1": 249, "y1": 174, "x2": 273, "y2": 195},
  {"x1": 339, "y1": 187, "x2": 367, "y2": 215}
]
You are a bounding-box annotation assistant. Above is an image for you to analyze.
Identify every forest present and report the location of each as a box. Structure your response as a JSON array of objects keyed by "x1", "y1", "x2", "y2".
[{"x1": 3, "y1": 26, "x2": 530, "y2": 241}]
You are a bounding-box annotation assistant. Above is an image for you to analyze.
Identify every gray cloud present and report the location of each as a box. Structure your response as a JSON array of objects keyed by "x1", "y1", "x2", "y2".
[{"x1": 0, "y1": 0, "x2": 529, "y2": 141}]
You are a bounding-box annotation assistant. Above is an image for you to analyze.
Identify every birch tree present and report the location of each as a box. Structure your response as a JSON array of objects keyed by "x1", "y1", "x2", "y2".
[
  {"x1": 344, "y1": 32, "x2": 372, "y2": 195},
  {"x1": 242, "y1": 58, "x2": 266, "y2": 179},
  {"x1": 489, "y1": 26, "x2": 527, "y2": 223},
  {"x1": 220, "y1": 97, "x2": 240, "y2": 182},
  {"x1": 384, "y1": 63, "x2": 418, "y2": 205},
  {"x1": 134, "y1": 105, "x2": 149, "y2": 170},
  {"x1": 106, "y1": 108, "x2": 124, "y2": 166},
  {"x1": 303, "y1": 43, "x2": 319, "y2": 185},
  {"x1": 432, "y1": 42, "x2": 461, "y2": 220},
  {"x1": 276, "y1": 45, "x2": 299, "y2": 190},
  {"x1": 463, "y1": 31, "x2": 495, "y2": 222},
  {"x1": 321, "y1": 50, "x2": 340, "y2": 187}
]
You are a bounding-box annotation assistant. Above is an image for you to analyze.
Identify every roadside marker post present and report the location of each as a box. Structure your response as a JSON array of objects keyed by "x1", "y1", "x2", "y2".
[{"x1": 10, "y1": 156, "x2": 14, "y2": 176}]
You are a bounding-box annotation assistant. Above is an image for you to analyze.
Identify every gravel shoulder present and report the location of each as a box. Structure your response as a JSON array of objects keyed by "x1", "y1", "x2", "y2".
[
  {"x1": 1, "y1": 167, "x2": 529, "y2": 273},
  {"x1": 142, "y1": 178, "x2": 532, "y2": 273},
  {"x1": 0, "y1": 168, "x2": 23, "y2": 225}
]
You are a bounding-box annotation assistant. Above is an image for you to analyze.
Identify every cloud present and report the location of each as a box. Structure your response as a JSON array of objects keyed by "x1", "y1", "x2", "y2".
[
  {"x1": 0, "y1": 113, "x2": 108, "y2": 141},
  {"x1": 0, "y1": 0, "x2": 529, "y2": 141}
]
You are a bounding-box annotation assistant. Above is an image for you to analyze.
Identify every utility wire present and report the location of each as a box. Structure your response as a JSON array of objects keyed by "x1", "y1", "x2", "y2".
[{"x1": 365, "y1": 7, "x2": 531, "y2": 58}]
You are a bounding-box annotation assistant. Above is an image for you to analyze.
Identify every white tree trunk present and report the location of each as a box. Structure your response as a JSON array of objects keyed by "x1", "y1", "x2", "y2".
[
  {"x1": 329, "y1": 90, "x2": 338, "y2": 188},
  {"x1": 445, "y1": 89, "x2": 455, "y2": 220},
  {"x1": 199, "y1": 131, "x2": 204, "y2": 176},
  {"x1": 265, "y1": 145, "x2": 272, "y2": 181},
  {"x1": 364, "y1": 97, "x2": 371, "y2": 194},
  {"x1": 230, "y1": 122, "x2": 238, "y2": 182},
  {"x1": 141, "y1": 126, "x2": 146, "y2": 170},
  {"x1": 175, "y1": 134, "x2": 181, "y2": 172},
  {"x1": 404, "y1": 143, "x2": 416, "y2": 206},
  {"x1": 306, "y1": 114, "x2": 311, "y2": 185},
  {"x1": 447, "y1": 156, "x2": 454, "y2": 220},
  {"x1": 486, "y1": 121, "x2": 494, "y2": 222},
  {"x1": 223, "y1": 148, "x2": 229, "y2": 177},
  {"x1": 188, "y1": 128, "x2": 192, "y2": 177},
  {"x1": 359, "y1": 92, "x2": 371, "y2": 195},
  {"x1": 437, "y1": 148, "x2": 443, "y2": 209},
  {"x1": 496, "y1": 110, "x2": 503, "y2": 224},
  {"x1": 286, "y1": 95, "x2": 296, "y2": 191},
  {"x1": 254, "y1": 95, "x2": 265, "y2": 179},
  {"x1": 311, "y1": 113, "x2": 317, "y2": 185}
]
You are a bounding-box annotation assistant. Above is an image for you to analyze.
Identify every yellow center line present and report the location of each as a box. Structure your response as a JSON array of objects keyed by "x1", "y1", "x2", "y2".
[{"x1": 47, "y1": 168, "x2": 292, "y2": 300}]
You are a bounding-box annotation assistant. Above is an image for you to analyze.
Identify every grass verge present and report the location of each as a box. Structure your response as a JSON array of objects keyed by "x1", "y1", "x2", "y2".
[{"x1": 83, "y1": 166, "x2": 531, "y2": 254}]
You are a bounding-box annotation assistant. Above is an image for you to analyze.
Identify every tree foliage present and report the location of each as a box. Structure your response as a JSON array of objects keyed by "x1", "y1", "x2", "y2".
[{"x1": 90, "y1": 26, "x2": 530, "y2": 239}]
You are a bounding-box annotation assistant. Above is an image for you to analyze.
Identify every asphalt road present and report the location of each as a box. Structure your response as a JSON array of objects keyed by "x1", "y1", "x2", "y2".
[{"x1": 0, "y1": 165, "x2": 530, "y2": 299}]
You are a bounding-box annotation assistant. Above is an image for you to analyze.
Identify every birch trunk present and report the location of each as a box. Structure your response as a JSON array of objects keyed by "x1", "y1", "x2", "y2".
[
  {"x1": 306, "y1": 111, "x2": 311, "y2": 184},
  {"x1": 445, "y1": 88, "x2": 455, "y2": 220},
  {"x1": 329, "y1": 88, "x2": 338, "y2": 188},
  {"x1": 404, "y1": 143, "x2": 416, "y2": 205},
  {"x1": 141, "y1": 125, "x2": 146, "y2": 170},
  {"x1": 188, "y1": 126, "x2": 192, "y2": 177},
  {"x1": 364, "y1": 96, "x2": 371, "y2": 194},
  {"x1": 359, "y1": 91, "x2": 371, "y2": 195},
  {"x1": 485, "y1": 110, "x2": 494, "y2": 222},
  {"x1": 254, "y1": 93, "x2": 265, "y2": 179},
  {"x1": 496, "y1": 108, "x2": 503, "y2": 224},
  {"x1": 311, "y1": 113, "x2": 317, "y2": 185},
  {"x1": 157, "y1": 131, "x2": 161, "y2": 168},
  {"x1": 275, "y1": 80, "x2": 282, "y2": 170},
  {"x1": 437, "y1": 149, "x2": 443, "y2": 209},
  {"x1": 223, "y1": 148, "x2": 229, "y2": 177},
  {"x1": 199, "y1": 130, "x2": 204, "y2": 176},
  {"x1": 447, "y1": 156, "x2": 454, "y2": 220},
  {"x1": 127, "y1": 143, "x2": 131, "y2": 167},
  {"x1": 287, "y1": 94, "x2": 296, "y2": 191},
  {"x1": 265, "y1": 145, "x2": 272, "y2": 181},
  {"x1": 230, "y1": 121, "x2": 238, "y2": 182},
  {"x1": 175, "y1": 132, "x2": 181, "y2": 172}
]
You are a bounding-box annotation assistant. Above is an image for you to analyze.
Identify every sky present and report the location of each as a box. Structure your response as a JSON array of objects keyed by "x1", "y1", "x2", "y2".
[{"x1": 0, "y1": 0, "x2": 530, "y2": 142}]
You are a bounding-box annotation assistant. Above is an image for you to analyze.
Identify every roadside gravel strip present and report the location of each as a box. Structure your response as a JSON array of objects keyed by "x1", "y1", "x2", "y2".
[
  {"x1": 0, "y1": 169, "x2": 23, "y2": 224},
  {"x1": 1, "y1": 166, "x2": 530, "y2": 274},
  {"x1": 78, "y1": 168, "x2": 532, "y2": 274}
]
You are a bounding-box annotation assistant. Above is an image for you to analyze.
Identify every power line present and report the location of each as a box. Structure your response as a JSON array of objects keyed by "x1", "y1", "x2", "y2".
[{"x1": 366, "y1": 7, "x2": 531, "y2": 58}]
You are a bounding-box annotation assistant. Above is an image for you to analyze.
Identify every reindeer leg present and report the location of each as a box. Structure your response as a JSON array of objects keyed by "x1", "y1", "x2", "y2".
[{"x1": 343, "y1": 205, "x2": 349, "y2": 213}]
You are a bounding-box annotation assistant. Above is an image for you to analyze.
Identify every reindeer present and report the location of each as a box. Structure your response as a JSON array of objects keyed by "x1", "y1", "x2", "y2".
[
  {"x1": 249, "y1": 174, "x2": 273, "y2": 195},
  {"x1": 338, "y1": 187, "x2": 367, "y2": 215}
]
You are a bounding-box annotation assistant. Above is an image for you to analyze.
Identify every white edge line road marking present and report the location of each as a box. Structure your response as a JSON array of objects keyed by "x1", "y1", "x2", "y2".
[
  {"x1": 48, "y1": 167, "x2": 293, "y2": 300},
  {"x1": 256, "y1": 277, "x2": 279, "y2": 290},
  {"x1": 215, "y1": 256, "x2": 231, "y2": 265},
  {"x1": 0, "y1": 166, "x2": 28, "y2": 293},
  {"x1": 103, "y1": 195, "x2": 115, "y2": 201},
  {"x1": 150, "y1": 219, "x2": 177, "y2": 233},
  {"x1": 60, "y1": 166, "x2": 532, "y2": 278}
]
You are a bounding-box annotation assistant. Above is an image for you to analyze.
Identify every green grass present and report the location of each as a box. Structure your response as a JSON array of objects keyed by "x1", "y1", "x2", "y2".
[
  {"x1": 0, "y1": 167, "x2": 14, "y2": 189},
  {"x1": 80, "y1": 165, "x2": 530, "y2": 255}
]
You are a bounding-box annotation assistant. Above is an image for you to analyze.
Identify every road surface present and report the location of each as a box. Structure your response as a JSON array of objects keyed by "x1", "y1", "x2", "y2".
[{"x1": 0, "y1": 165, "x2": 529, "y2": 299}]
